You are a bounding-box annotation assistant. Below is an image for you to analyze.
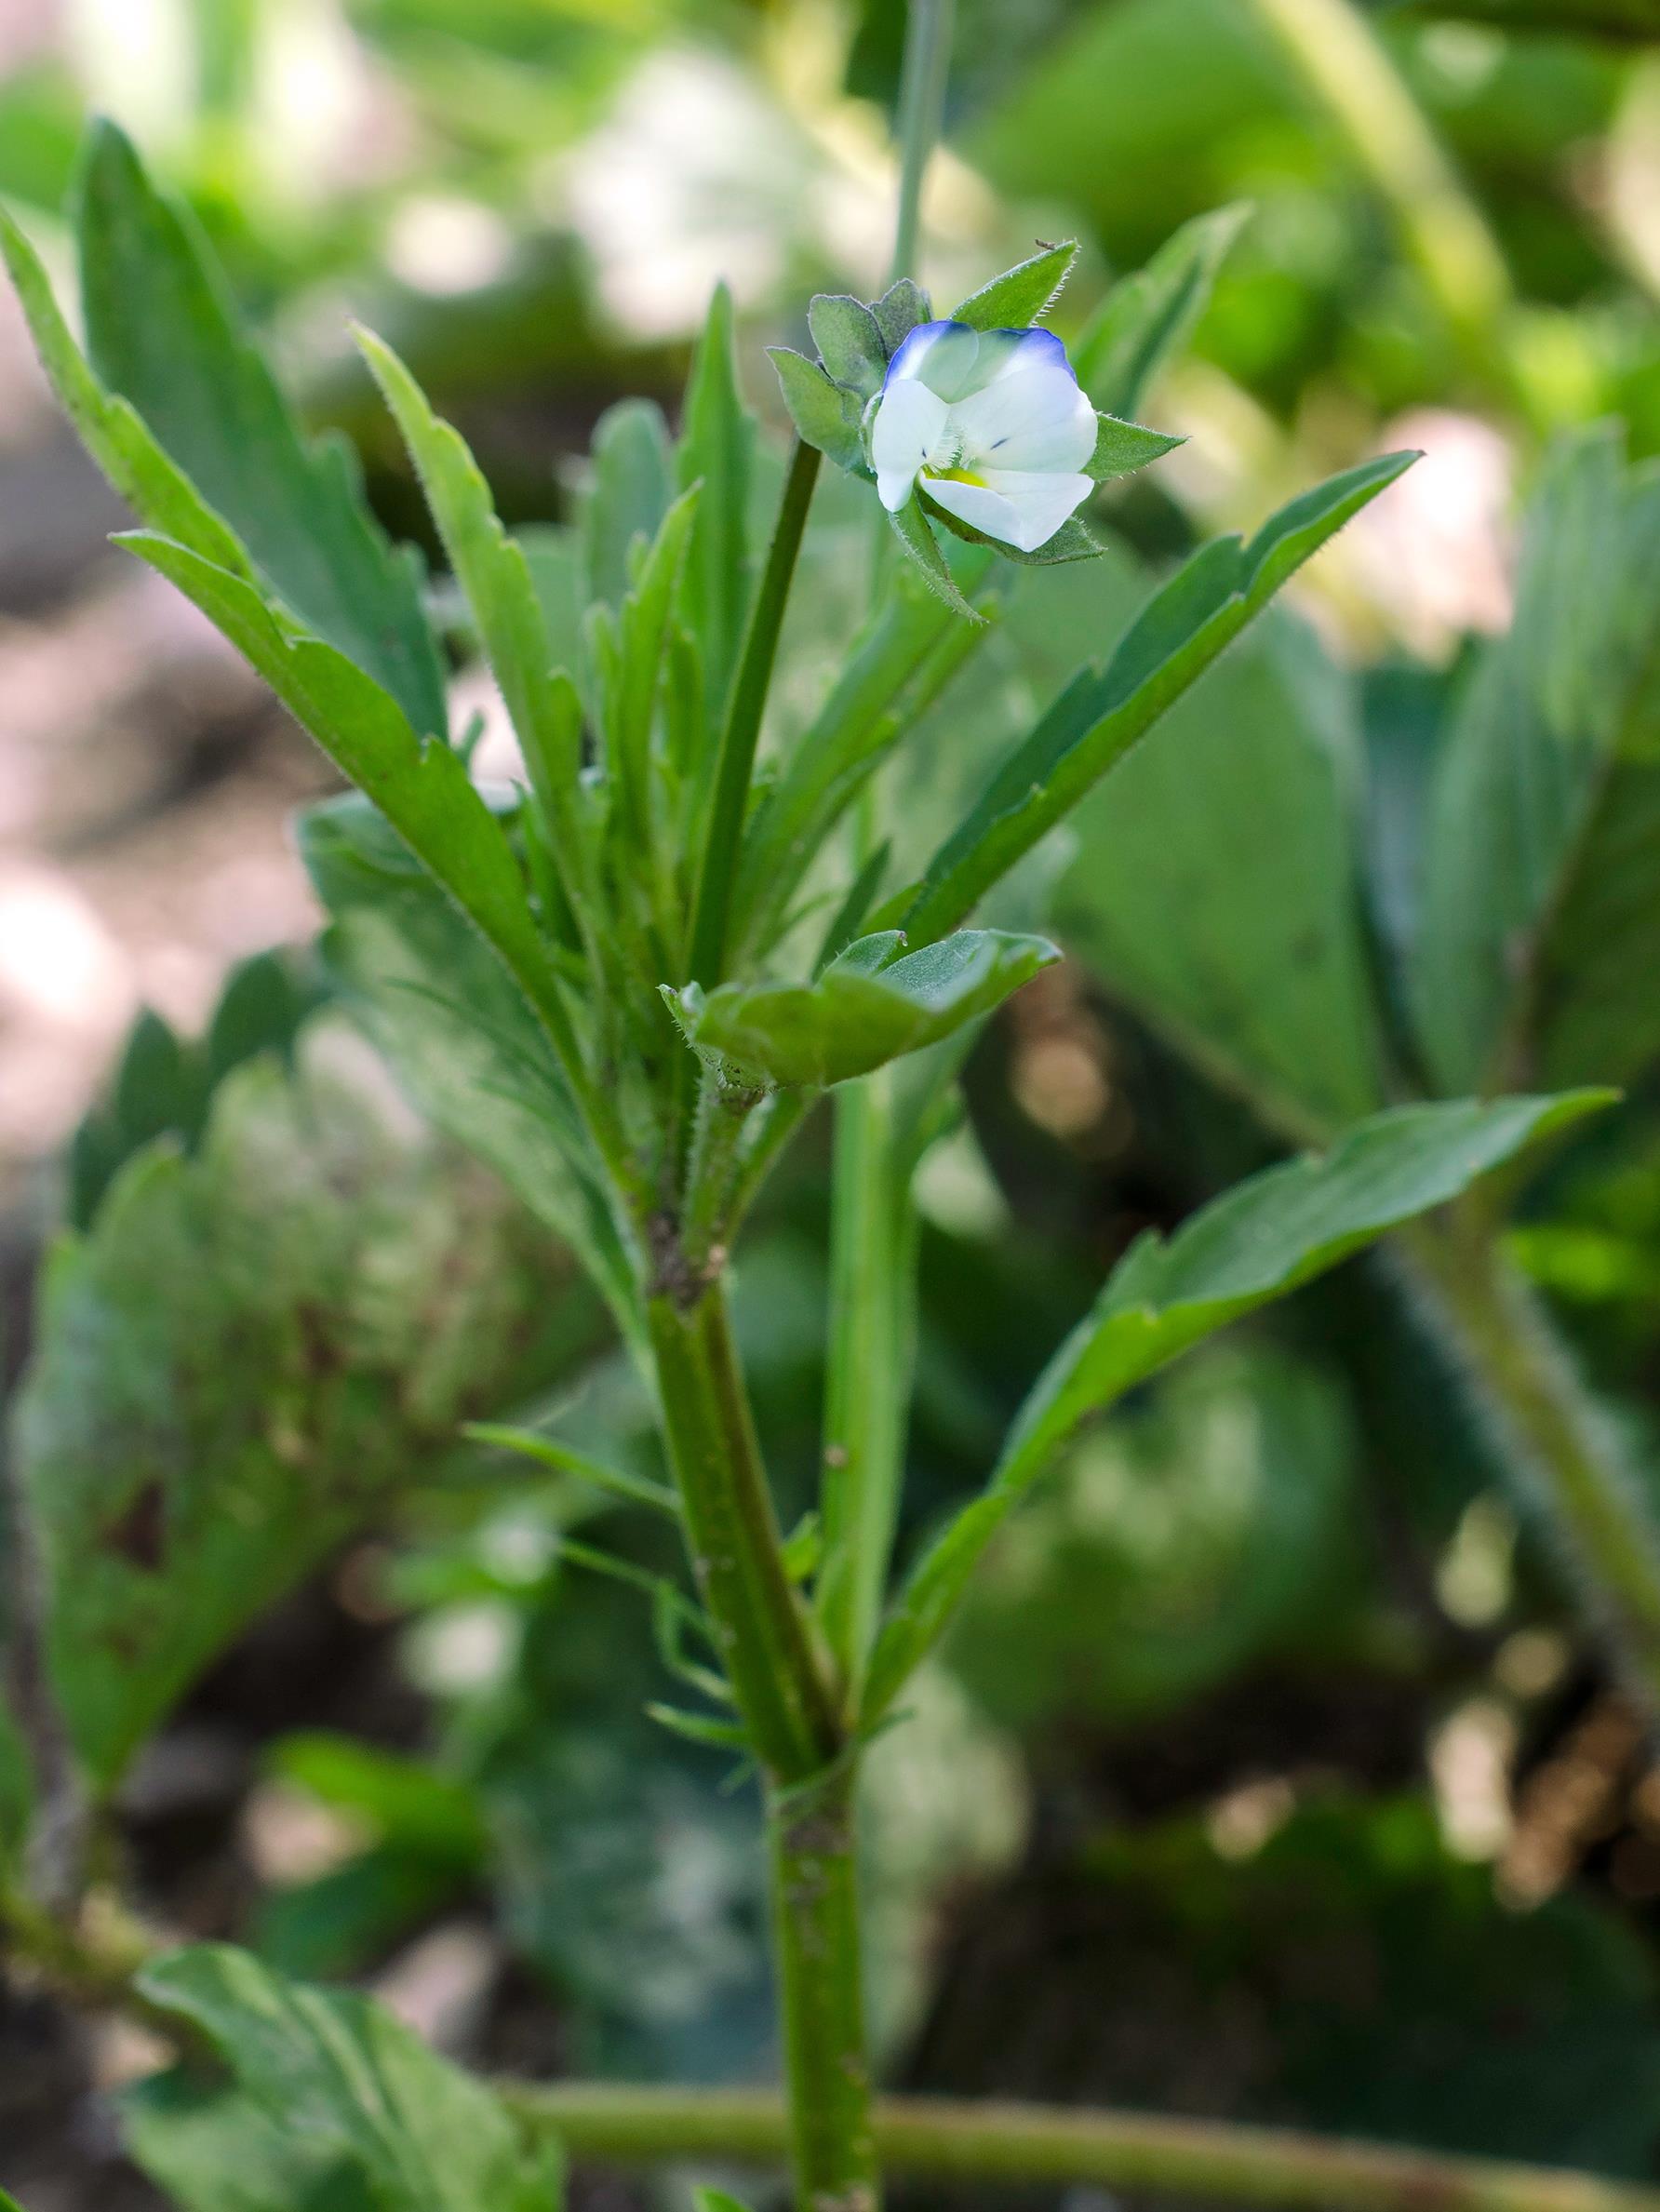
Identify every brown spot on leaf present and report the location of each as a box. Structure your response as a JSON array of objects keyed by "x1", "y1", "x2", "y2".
[{"x1": 105, "y1": 1481, "x2": 166, "y2": 1570}]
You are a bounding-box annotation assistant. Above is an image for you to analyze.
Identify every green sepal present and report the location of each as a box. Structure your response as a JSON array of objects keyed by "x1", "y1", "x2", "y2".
[
  {"x1": 1087, "y1": 412, "x2": 1185, "y2": 481},
  {"x1": 872, "y1": 278, "x2": 930, "y2": 354},
  {"x1": 767, "y1": 345, "x2": 866, "y2": 474},
  {"x1": 886, "y1": 492, "x2": 984, "y2": 622},
  {"x1": 951, "y1": 240, "x2": 1078, "y2": 331},
  {"x1": 808, "y1": 293, "x2": 888, "y2": 399}
]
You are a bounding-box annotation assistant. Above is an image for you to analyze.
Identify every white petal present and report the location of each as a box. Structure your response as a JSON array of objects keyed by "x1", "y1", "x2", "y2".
[
  {"x1": 884, "y1": 320, "x2": 959, "y2": 387},
  {"x1": 871, "y1": 376, "x2": 950, "y2": 512},
  {"x1": 918, "y1": 474, "x2": 1024, "y2": 545},
  {"x1": 974, "y1": 468, "x2": 1094, "y2": 551},
  {"x1": 950, "y1": 365, "x2": 1096, "y2": 475}
]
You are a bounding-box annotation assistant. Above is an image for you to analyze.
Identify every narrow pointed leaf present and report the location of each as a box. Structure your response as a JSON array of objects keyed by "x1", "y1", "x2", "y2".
[
  {"x1": 676, "y1": 283, "x2": 756, "y2": 717},
  {"x1": 74, "y1": 121, "x2": 446, "y2": 739},
  {"x1": 952, "y1": 241, "x2": 1079, "y2": 330},
  {"x1": 355, "y1": 328, "x2": 583, "y2": 841},
  {"x1": 582, "y1": 396, "x2": 673, "y2": 610},
  {"x1": 904, "y1": 451, "x2": 1417, "y2": 941},
  {"x1": 1074, "y1": 203, "x2": 1252, "y2": 420},
  {"x1": 667, "y1": 928, "x2": 1058, "y2": 1090},
  {"x1": 115, "y1": 533, "x2": 582, "y2": 1084},
  {"x1": 863, "y1": 1088, "x2": 1614, "y2": 1723},
  {"x1": 0, "y1": 207, "x2": 252, "y2": 579},
  {"x1": 463, "y1": 1422, "x2": 679, "y2": 1518}
]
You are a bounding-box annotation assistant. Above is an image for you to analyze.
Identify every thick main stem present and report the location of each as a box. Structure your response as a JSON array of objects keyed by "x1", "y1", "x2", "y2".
[
  {"x1": 648, "y1": 1281, "x2": 838, "y2": 1782},
  {"x1": 505, "y1": 2083, "x2": 1660, "y2": 2212},
  {"x1": 648, "y1": 1276, "x2": 877, "y2": 2212},
  {"x1": 767, "y1": 1764, "x2": 879, "y2": 2212}
]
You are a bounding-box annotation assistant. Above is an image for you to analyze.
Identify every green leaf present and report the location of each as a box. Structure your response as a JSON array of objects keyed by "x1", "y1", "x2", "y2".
[
  {"x1": 114, "y1": 532, "x2": 583, "y2": 1088},
  {"x1": 863, "y1": 1088, "x2": 1613, "y2": 1721},
  {"x1": 301, "y1": 794, "x2": 641, "y2": 1347},
  {"x1": 886, "y1": 491, "x2": 984, "y2": 623},
  {"x1": 1411, "y1": 427, "x2": 1660, "y2": 1093},
  {"x1": 729, "y1": 565, "x2": 983, "y2": 957},
  {"x1": 676, "y1": 283, "x2": 756, "y2": 717},
  {"x1": 904, "y1": 451, "x2": 1417, "y2": 942},
  {"x1": 464, "y1": 1422, "x2": 680, "y2": 1518},
  {"x1": 807, "y1": 292, "x2": 888, "y2": 399},
  {"x1": 1073, "y1": 203, "x2": 1251, "y2": 420},
  {"x1": 69, "y1": 956, "x2": 321, "y2": 1230},
  {"x1": 951, "y1": 241, "x2": 1079, "y2": 330},
  {"x1": 1086, "y1": 411, "x2": 1185, "y2": 481},
  {"x1": 355, "y1": 328, "x2": 583, "y2": 852},
  {"x1": 666, "y1": 928, "x2": 1058, "y2": 1090},
  {"x1": 582, "y1": 396, "x2": 673, "y2": 610},
  {"x1": 872, "y1": 278, "x2": 930, "y2": 355},
  {"x1": 0, "y1": 205, "x2": 251, "y2": 576},
  {"x1": 127, "y1": 1945, "x2": 561, "y2": 2212},
  {"x1": 950, "y1": 1347, "x2": 1358, "y2": 1729},
  {"x1": 1054, "y1": 613, "x2": 1386, "y2": 1141},
  {"x1": 73, "y1": 121, "x2": 446, "y2": 741},
  {"x1": 13, "y1": 1020, "x2": 576, "y2": 1792},
  {"x1": 767, "y1": 346, "x2": 866, "y2": 474}
]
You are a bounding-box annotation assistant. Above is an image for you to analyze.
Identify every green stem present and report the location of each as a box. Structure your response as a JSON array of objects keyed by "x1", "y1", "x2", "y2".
[
  {"x1": 767, "y1": 1764, "x2": 879, "y2": 2212},
  {"x1": 685, "y1": 437, "x2": 822, "y2": 993},
  {"x1": 503, "y1": 2083, "x2": 1660, "y2": 2212},
  {"x1": 889, "y1": 0, "x2": 956, "y2": 288},
  {"x1": 1401, "y1": 1219, "x2": 1660, "y2": 1713},
  {"x1": 818, "y1": 1077, "x2": 915, "y2": 1689},
  {"x1": 647, "y1": 1281, "x2": 838, "y2": 1783}
]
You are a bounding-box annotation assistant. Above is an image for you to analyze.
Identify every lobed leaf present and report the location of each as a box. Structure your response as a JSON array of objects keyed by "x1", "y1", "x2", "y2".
[
  {"x1": 14, "y1": 1023, "x2": 577, "y2": 1792},
  {"x1": 904, "y1": 451, "x2": 1417, "y2": 942},
  {"x1": 127, "y1": 1945, "x2": 561, "y2": 2212},
  {"x1": 73, "y1": 120, "x2": 446, "y2": 741},
  {"x1": 951, "y1": 241, "x2": 1079, "y2": 331},
  {"x1": 863, "y1": 1088, "x2": 1614, "y2": 1722},
  {"x1": 667, "y1": 928, "x2": 1058, "y2": 1090}
]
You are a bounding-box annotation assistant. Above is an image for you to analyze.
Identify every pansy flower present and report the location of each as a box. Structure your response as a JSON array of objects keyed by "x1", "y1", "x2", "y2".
[{"x1": 770, "y1": 243, "x2": 1182, "y2": 616}]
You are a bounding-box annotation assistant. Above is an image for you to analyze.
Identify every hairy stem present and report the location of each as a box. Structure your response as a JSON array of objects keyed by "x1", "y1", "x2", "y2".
[
  {"x1": 1401, "y1": 1219, "x2": 1660, "y2": 1719},
  {"x1": 505, "y1": 2083, "x2": 1660, "y2": 2212},
  {"x1": 818, "y1": 1079, "x2": 915, "y2": 1691},
  {"x1": 647, "y1": 1281, "x2": 838, "y2": 1782},
  {"x1": 767, "y1": 1763, "x2": 879, "y2": 2212}
]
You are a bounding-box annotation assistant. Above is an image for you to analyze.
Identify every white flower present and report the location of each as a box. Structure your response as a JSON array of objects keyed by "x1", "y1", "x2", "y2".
[{"x1": 870, "y1": 320, "x2": 1096, "y2": 554}]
